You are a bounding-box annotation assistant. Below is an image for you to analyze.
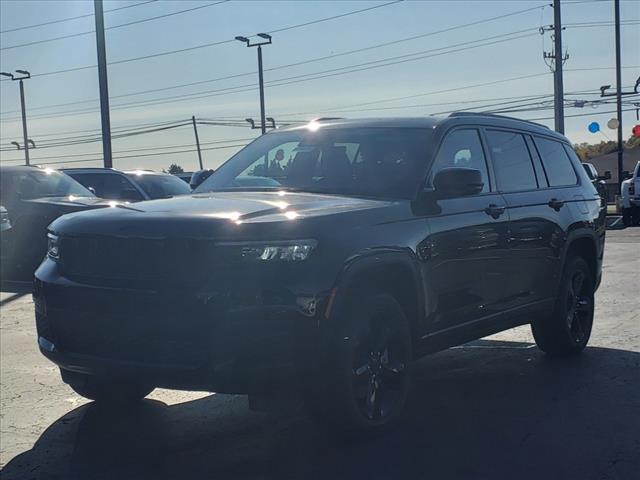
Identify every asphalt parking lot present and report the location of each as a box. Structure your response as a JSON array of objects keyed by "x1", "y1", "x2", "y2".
[{"x1": 1, "y1": 228, "x2": 638, "y2": 480}]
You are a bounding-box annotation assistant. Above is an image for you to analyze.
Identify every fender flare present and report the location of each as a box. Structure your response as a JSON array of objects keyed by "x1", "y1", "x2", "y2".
[
  {"x1": 326, "y1": 247, "x2": 425, "y2": 332},
  {"x1": 560, "y1": 227, "x2": 599, "y2": 276}
]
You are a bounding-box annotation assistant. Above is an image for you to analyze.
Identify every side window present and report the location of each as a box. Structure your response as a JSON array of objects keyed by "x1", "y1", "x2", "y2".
[
  {"x1": 67, "y1": 173, "x2": 104, "y2": 196},
  {"x1": 104, "y1": 174, "x2": 143, "y2": 201},
  {"x1": 486, "y1": 130, "x2": 537, "y2": 192},
  {"x1": 534, "y1": 137, "x2": 578, "y2": 187},
  {"x1": 431, "y1": 129, "x2": 490, "y2": 193}
]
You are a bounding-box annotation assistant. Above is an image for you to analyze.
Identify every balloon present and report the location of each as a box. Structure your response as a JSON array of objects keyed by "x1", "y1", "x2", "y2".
[
  {"x1": 607, "y1": 118, "x2": 619, "y2": 130},
  {"x1": 588, "y1": 122, "x2": 600, "y2": 133}
]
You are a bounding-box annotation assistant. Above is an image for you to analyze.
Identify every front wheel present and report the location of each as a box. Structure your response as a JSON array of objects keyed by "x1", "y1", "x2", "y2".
[
  {"x1": 532, "y1": 256, "x2": 594, "y2": 355},
  {"x1": 312, "y1": 293, "x2": 413, "y2": 433},
  {"x1": 61, "y1": 369, "x2": 153, "y2": 404}
]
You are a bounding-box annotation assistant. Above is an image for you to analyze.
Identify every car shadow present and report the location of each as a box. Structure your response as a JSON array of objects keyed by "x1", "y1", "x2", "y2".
[{"x1": 2, "y1": 340, "x2": 639, "y2": 480}]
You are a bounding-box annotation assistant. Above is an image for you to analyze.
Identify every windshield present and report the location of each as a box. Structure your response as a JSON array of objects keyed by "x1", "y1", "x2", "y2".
[
  {"x1": 195, "y1": 127, "x2": 430, "y2": 199},
  {"x1": 2, "y1": 168, "x2": 94, "y2": 200},
  {"x1": 128, "y1": 173, "x2": 192, "y2": 199}
]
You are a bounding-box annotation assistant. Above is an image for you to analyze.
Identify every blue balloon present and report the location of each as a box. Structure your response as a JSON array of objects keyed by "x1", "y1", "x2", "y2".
[{"x1": 588, "y1": 122, "x2": 600, "y2": 133}]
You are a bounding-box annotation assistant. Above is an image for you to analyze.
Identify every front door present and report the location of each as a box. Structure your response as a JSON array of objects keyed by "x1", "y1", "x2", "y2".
[{"x1": 421, "y1": 128, "x2": 511, "y2": 332}]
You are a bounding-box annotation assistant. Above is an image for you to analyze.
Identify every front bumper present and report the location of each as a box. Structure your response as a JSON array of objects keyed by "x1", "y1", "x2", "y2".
[{"x1": 34, "y1": 259, "x2": 324, "y2": 394}]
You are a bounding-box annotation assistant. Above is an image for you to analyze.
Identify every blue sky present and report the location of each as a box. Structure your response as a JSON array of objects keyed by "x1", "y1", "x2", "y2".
[{"x1": 1, "y1": 0, "x2": 638, "y2": 172}]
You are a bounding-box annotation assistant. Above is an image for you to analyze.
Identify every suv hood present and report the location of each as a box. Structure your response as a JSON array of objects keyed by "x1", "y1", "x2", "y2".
[{"x1": 50, "y1": 191, "x2": 395, "y2": 237}]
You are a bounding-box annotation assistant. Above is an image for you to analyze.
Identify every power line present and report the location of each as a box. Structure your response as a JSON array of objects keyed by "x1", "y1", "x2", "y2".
[
  {"x1": 0, "y1": 1, "x2": 230, "y2": 51},
  {"x1": 1, "y1": 4, "x2": 553, "y2": 114},
  {"x1": 1, "y1": 143, "x2": 249, "y2": 166},
  {"x1": 0, "y1": 29, "x2": 541, "y2": 121},
  {"x1": 0, "y1": 136, "x2": 255, "y2": 162},
  {"x1": 274, "y1": 67, "x2": 638, "y2": 117},
  {"x1": 526, "y1": 107, "x2": 635, "y2": 121},
  {"x1": 0, "y1": 0, "x2": 404, "y2": 81},
  {"x1": 0, "y1": 0, "x2": 157, "y2": 34}
]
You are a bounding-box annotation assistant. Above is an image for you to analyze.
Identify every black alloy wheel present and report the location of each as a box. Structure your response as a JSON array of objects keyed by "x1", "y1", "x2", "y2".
[
  {"x1": 316, "y1": 292, "x2": 413, "y2": 433},
  {"x1": 532, "y1": 255, "x2": 594, "y2": 355},
  {"x1": 350, "y1": 310, "x2": 410, "y2": 422},
  {"x1": 565, "y1": 268, "x2": 593, "y2": 345}
]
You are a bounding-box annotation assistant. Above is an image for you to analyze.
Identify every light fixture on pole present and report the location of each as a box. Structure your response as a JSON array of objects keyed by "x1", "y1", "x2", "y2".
[
  {"x1": 1, "y1": 69, "x2": 31, "y2": 165},
  {"x1": 235, "y1": 33, "x2": 273, "y2": 134}
]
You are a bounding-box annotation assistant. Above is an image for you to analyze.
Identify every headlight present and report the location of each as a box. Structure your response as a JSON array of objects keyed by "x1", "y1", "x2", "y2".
[
  {"x1": 47, "y1": 233, "x2": 60, "y2": 260},
  {"x1": 220, "y1": 239, "x2": 317, "y2": 262}
]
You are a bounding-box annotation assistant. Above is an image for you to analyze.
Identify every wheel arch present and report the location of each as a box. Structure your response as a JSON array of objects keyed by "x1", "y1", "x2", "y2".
[
  {"x1": 329, "y1": 249, "x2": 425, "y2": 343},
  {"x1": 562, "y1": 230, "x2": 599, "y2": 285}
]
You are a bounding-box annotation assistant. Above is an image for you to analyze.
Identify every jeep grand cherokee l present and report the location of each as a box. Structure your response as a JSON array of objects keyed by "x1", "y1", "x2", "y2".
[{"x1": 33, "y1": 114, "x2": 605, "y2": 432}]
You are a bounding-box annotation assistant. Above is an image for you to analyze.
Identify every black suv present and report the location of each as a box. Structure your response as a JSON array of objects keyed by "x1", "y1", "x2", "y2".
[{"x1": 34, "y1": 114, "x2": 605, "y2": 432}]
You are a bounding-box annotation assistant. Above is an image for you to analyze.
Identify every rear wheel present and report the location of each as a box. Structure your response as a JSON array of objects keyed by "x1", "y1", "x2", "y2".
[
  {"x1": 61, "y1": 369, "x2": 153, "y2": 404},
  {"x1": 532, "y1": 256, "x2": 594, "y2": 355},
  {"x1": 313, "y1": 292, "x2": 413, "y2": 433}
]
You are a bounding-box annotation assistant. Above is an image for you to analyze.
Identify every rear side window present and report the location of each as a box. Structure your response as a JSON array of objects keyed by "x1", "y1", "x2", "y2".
[
  {"x1": 534, "y1": 137, "x2": 578, "y2": 187},
  {"x1": 430, "y1": 129, "x2": 490, "y2": 193},
  {"x1": 485, "y1": 130, "x2": 537, "y2": 192}
]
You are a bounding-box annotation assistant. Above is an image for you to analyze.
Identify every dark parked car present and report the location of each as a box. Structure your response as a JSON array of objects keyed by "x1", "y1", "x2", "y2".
[
  {"x1": 175, "y1": 172, "x2": 194, "y2": 184},
  {"x1": 34, "y1": 114, "x2": 605, "y2": 432},
  {"x1": 63, "y1": 168, "x2": 191, "y2": 202},
  {"x1": 582, "y1": 162, "x2": 610, "y2": 205},
  {"x1": 0, "y1": 166, "x2": 107, "y2": 282}
]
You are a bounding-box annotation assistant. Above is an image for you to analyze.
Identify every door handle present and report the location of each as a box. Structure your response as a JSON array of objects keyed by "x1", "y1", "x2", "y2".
[
  {"x1": 548, "y1": 198, "x2": 565, "y2": 211},
  {"x1": 484, "y1": 204, "x2": 506, "y2": 219}
]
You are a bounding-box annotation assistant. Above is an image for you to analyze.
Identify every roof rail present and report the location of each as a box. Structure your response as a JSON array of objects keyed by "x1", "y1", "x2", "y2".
[{"x1": 448, "y1": 111, "x2": 550, "y2": 129}]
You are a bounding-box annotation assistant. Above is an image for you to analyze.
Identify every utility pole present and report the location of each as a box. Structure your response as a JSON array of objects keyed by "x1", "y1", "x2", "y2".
[
  {"x1": 94, "y1": 0, "x2": 112, "y2": 168},
  {"x1": 192, "y1": 116, "x2": 203, "y2": 170},
  {"x1": 600, "y1": 1, "x2": 636, "y2": 191},
  {"x1": 553, "y1": 0, "x2": 565, "y2": 134},
  {"x1": 542, "y1": 0, "x2": 568, "y2": 134},
  {"x1": 0, "y1": 70, "x2": 31, "y2": 165},
  {"x1": 614, "y1": 0, "x2": 623, "y2": 192},
  {"x1": 235, "y1": 33, "x2": 273, "y2": 134}
]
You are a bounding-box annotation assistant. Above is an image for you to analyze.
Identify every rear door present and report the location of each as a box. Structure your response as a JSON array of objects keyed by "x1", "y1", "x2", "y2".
[
  {"x1": 423, "y1": 128, "x2": 511, "y2": 332},
  {"x1": 485, "y1": 129, "x2": 575, "y2": 312}
]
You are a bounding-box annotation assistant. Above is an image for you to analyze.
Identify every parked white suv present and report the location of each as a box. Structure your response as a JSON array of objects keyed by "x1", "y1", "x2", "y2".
[{"x1": 621, "y1": 161, "x2": 640, "y2": 225}]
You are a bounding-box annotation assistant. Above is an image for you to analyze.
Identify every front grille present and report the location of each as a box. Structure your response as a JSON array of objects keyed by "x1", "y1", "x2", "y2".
[{"x1": 60, "y1": 236, "x2": 215, "y2": 283}]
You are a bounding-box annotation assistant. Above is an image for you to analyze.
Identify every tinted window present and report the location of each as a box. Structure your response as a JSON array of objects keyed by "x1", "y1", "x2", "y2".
[
  {"x1": 3, "y1": 169, "x2": 93, "y2": 201},
  {"x1": 129, "y1": 173, "x2": 191, "y2": 199},
  {"x1": 70, "y1": 173, "x2": 143, "y2": 201},
  {"x1": 196, "y1": 128, "x2": 430, "y2": 199},
  {"x1": 534, "y1": 137, "x2": 578, "y2": 186},
  {"x1": 486, "y1": 130, "x2": 537, "y2": 192},
  {"x1": 431, "y1": 129, "x2": 490, "y2": 193}
]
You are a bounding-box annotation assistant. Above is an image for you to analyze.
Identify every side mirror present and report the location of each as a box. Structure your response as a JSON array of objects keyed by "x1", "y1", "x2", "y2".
[
  {"x1": 622, "y1": 170, "x2": 631, "y2": 180},
  {"x1": 599, "y1": 171, "x2": 612, "y2": 181},
  {"x1": 433, "y1": 167, "x2": 484, "y2": 198}
]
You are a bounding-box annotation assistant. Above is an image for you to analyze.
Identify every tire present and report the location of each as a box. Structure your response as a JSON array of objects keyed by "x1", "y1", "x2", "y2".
[
  {"x1": 61, "y1": 369, "x2": 153, "y2": 404},
  {"x1": 312, "y1": 292, "x2": 413, "y2": 434},
  {"x1": 531, "y1": 256, "x2": 594, "y2": 355}
]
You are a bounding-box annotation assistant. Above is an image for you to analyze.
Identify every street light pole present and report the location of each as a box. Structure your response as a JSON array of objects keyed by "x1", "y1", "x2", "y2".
[
  {"x1": 257, "y1": 45, "x2": 266, "y2": 134},
  {"x1": 235, "y1": 33, "x2": 272, "y2": 135},
  {"x1": 1, "y1": 70, "x2": 31, "y2": 165},
  {"x1": 18, "y1": 76, "x2": 30, "y2": 165}
]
